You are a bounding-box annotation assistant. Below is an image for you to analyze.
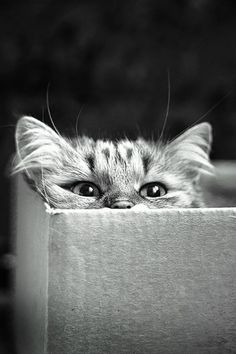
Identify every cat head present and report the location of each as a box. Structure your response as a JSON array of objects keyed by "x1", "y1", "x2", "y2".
[{"x1": 13, "y1": 116, "x2": 213, "y2": 209}]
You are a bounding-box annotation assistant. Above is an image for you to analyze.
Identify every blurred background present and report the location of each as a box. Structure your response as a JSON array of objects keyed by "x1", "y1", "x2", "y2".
[{"x1": 0, "y1": 0, "x2": 236, "y2": 352}]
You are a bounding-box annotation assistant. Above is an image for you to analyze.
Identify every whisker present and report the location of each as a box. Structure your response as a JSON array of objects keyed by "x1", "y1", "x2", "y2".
[
  {"x1": 191, "y1": 90, "x2": 231, "y2": 126},
  {"x1": 75, "y1": 103, "x2": 85, "y2": 138},
  {"x1": 46, "y1": 83, "x2": 61, "y2": 136},
  {"x1": 159, "y1": 68, "x2": 171, "y2": 142},
  {"x1": 169, "y1": 90, "x2": 232, "y2": 143}
]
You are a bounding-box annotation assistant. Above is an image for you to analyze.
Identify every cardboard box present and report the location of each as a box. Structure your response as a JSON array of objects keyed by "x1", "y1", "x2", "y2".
[{"x1": 15, "y1": 175, "x2": 236, "y2": 354}]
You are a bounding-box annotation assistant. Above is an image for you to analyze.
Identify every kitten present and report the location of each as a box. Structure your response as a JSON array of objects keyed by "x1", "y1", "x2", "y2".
[{"x1": 13, "y1": 116, "x2": 213, "y2": 209}]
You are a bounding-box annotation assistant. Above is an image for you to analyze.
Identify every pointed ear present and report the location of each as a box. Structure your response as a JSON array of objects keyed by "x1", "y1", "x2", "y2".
[
  {"x1": 168, "y1": 122, "x2": 214, "y2": 175},
  {"x1": 13, "y1": 116, "x2": 70, "y2": 178}
]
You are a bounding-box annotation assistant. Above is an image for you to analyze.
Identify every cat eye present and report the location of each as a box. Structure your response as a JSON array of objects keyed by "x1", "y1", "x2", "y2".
[
  {"x1": 139, "y1": 182, "x2": 167, "y2": 198},
  {"x1": 71, "y1": 182, "x2": 101, "y2": 197}
]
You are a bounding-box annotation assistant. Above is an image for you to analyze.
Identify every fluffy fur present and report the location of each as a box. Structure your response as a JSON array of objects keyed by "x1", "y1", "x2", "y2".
[{"x1": 13, "y1": 116, "x2": 213, "y2": 209}]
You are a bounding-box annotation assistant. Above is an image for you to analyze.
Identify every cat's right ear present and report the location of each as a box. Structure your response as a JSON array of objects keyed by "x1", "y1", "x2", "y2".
[{"x1": 13, "y1": 116, "x2": 70, "y2": 178}]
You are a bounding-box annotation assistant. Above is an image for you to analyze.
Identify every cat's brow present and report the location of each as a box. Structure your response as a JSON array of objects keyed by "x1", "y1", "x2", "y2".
[
  {"x1": 86, "y1": 155, "x2": 95, "y2": 171},
  {"x1": 101, "y1": 148, "x2": 110, "y2": 160},
  {"x1": 116, "y1": 143, "x2": 133, "y2": 163},
  {"x1": 126, "y1": 148, "x2": 133, "y2": 160},
  {"x1": 142, "y1": 154, "x2": 151, "y2": 174},
  {"x1": 116, "y1": 150, "x2": 123, "y2": 163}
]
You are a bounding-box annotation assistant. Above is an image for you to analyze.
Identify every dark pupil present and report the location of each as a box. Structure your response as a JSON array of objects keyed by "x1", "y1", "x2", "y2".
[
  {"x1": 80, "y1": 184, "x2": 94, "y2": 196},
  {"x1": 147, "y1": 184, "x2": 160, "y2": 197}
]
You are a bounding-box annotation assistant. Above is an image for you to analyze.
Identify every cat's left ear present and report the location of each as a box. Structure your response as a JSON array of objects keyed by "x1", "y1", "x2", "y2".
[{"x1": 168, "y1": 122, "x2": 214, "y2": 176}]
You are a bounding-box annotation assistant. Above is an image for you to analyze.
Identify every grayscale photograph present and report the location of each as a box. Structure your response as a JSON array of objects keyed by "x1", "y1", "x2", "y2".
[{"x1": 0, "y1": 1, "x2": 236, "y2": 353}]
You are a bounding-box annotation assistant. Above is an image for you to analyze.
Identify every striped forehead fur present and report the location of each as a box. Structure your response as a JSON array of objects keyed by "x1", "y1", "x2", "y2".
[{"x1": 82, "y1": 140, "x2": 148, "y2": 179}]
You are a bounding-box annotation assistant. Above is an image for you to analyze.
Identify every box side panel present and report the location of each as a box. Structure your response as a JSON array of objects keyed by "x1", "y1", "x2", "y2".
[
  {"x1": 48, "y1": 208, "x2": 236, "y2": 354},
  {"x1": 15, "y1": 176, "x2": 49, "y2": 354}
]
